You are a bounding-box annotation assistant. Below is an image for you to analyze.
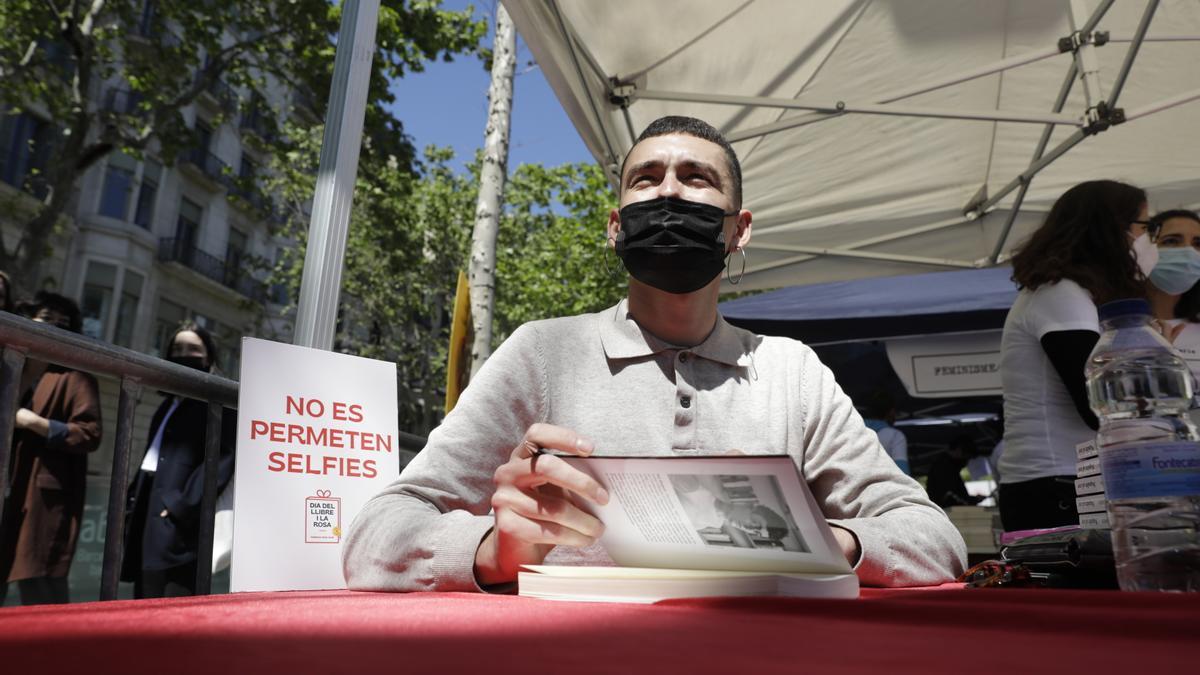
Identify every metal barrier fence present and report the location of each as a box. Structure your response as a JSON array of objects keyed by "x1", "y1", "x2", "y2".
[{"x1": 0, "y1": 311, "x2": 238, "y2": 600}]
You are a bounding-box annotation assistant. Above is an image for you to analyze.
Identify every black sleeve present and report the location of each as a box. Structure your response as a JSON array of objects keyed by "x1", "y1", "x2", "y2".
[{"x1": 1039, "y1": 330, "x2": 1101, "y2": 431}]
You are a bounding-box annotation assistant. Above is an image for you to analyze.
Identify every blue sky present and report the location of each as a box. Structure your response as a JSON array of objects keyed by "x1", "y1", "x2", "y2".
[{"x1": 385, "y1": 0, "x2": 593, "y2": 173}]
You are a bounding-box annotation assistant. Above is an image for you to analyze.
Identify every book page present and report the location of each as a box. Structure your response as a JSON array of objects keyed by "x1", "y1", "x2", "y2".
[{"x1": 562, "y1": 455, "x2": 851, "y2": 575}]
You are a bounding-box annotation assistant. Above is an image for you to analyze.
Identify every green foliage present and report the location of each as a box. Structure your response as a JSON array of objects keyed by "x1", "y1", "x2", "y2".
[
  {"x1": 265, "y1": 126, "x2": 622, "y2": 434},
  {"x1": 0, "y1": 0, "x2": 485, "y2": 286}
]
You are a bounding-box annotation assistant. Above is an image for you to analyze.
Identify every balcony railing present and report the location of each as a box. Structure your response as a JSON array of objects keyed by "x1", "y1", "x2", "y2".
[
  {"x1": 158, "y1": 237, "x2": 268, "y2": 303},
  {"x1": 181, "y1": 148, "x2": 233, "y2": 188},
  {"x1": 200, "y1": 76, "x2": 238, "y2": 112}
]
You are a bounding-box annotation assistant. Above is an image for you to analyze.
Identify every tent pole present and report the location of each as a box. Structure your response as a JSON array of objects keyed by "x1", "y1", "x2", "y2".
[
  {"x1": 1124, "y1": 87, "x2": 1200, "y2": 122},
  {"x1": 1107, "y1": 0, "x2": 1159, "y2": 109},
  {"x1": 977, "y1": 129, "x2": 1088, "y2": 216},
  {"x1": 1069, "y1": 0, "x2": 1110, "y2": 108},
  {"x1": 1111, "y1": 34, "x2": 1200, "y2": 43},
  {"x1": 638, "y1": 89, "x2": 1078, "y2": 126},
  {"x1": 722, "y1": 44, "x2": 1066, "y2": 142},
  {"x1": 749, "y1": 243, "x2": 976, "y2": 268},
  {"x1": 548, "y1": 0, "x2": 619, "y2": 167},
  {"x1": 986, "y1": 61, "x2": 1079, "y2": 264},
  {"x1": 292, "y1": 0, "x2": 379, "y2": 350},
  {"x1": 748, "y1": 213, "x2": 986, "y2": 274}
]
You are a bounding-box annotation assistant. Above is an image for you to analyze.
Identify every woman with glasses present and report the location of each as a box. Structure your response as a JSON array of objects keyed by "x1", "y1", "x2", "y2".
[
  {"x1": 1144, "y1": 209, "x2": 1200, "y2": 376},
  {"x1": 998, "y1": 180, "x2": 1152, "y2": 532}
]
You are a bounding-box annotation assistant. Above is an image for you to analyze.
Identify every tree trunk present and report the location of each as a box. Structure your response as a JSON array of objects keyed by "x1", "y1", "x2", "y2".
[{"x1": 467, "y1": 4, "x2": 516, "y2": 377}]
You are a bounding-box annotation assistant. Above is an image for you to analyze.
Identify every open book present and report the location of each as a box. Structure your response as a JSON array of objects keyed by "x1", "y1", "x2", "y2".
[{"x1": 518, "y1": 455, "x2": 858, "y2": 603}]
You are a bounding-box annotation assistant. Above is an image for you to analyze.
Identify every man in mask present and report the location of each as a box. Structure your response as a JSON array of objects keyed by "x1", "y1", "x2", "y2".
[
  {"x1": 0, "y1": 292, "x2": 102, "y2": 605},
  {"x1": 343, "y1": 116, "x2": 966, "y2": 591}
]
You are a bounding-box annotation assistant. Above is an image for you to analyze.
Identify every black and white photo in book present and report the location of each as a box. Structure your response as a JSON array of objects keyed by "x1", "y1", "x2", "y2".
[{"x1": 669, "y1": 474, "x2": 808, "y2": 553}]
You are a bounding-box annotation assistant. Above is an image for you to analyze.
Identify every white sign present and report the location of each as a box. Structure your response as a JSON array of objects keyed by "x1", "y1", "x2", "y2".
[
  {"x1": 232, "y1": 338, "x2": 398, "y2": 592},
  {"x1": 885, "y1": 331, "x2": 1002, "y2": 398}
]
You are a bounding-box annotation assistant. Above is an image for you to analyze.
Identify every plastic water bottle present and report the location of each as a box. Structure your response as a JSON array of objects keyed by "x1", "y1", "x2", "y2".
[{"x1": 1085, "y1": 298, "x2": 1200, "y2": 592}]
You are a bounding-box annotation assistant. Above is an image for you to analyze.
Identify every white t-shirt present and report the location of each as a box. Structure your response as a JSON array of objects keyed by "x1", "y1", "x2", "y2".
[
  {"x1": 875, "y1": 426, "x2": 910, "y2": 474},
  {"x1": 999, "y1": 280, "x2": 1099, "y2": 484},
  {"x1": 1165, "y1": 320, "x2": 1200, "y2": 378}
]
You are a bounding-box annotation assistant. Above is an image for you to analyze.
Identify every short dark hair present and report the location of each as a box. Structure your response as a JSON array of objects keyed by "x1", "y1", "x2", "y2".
[
  {"x1": 1149, "y1": 208, "x2": 1200, "y2": 321},
  {"x1": 29, "y1": 291, "x2": 83, "y2": 333},
  {"x1": 865, "y1": 389, "x2": 895, "y2": 420},
  {"x1": 621, "y1": 116, "x2": 743, "y2": 209},
  {"x1": 1010, "y1": 180, "x2": 1148, "y2": 306},
  {"x1": 0, "y1": 270, "x2": 11, "y2": 313},
  {"x1": 164, "y1": 320, "x2": 219, "y2": 370}
]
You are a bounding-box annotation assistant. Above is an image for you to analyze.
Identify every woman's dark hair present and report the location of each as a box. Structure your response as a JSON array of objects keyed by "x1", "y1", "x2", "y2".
[
  {"x1": 28, "y1": 291, "x2": 83, "y2": 333},
  {"x1": 164, "y1": 320, "x2": 219, "y2": 370},
  {"x1": 1149, "y1": 208, "x2": 1200, "y2": 321},
  {"x1": 0, "y1": 270, "x2": 11, "y2": 313},
  {"x1": 1010, "y1": 180, "x2": 1148, "y2": 305}
]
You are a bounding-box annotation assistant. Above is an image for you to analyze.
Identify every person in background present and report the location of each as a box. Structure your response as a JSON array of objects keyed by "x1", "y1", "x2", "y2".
[
  {"x1": 121, "y1": 321, "x2": 236, "y2": 598},
  {"x1": 0, "y1": 270, "x2": 12, "y2": 313},
  {"x1": 862, "y1": 389, "x2": 910, "y2": 475},
  {"x1": 1143, "y1": 208, "x2": 1200, "y2": 376},
  {"x1": 0, "y1": 292, "x2": 102, "y2": 605},
  {"x1": 926, "y1": 436, "x2": 985, "y2": 509},
  {"x1": 999, "y1": 180, "x2": 1150, "y2": 532}
]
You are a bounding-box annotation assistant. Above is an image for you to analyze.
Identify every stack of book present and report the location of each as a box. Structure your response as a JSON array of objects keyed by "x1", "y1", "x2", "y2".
[
  {"x1": 945, "y1": 505, "x2": 1000, "y2": 554},
  {"x1": 1074, "y1": 439, "x2": 1109, "y2": 529}
]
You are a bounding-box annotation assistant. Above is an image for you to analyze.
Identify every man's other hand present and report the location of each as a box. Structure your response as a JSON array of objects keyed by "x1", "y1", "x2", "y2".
[{"x1": 473, "y1": 424, "x2": 610, "y2": 587}]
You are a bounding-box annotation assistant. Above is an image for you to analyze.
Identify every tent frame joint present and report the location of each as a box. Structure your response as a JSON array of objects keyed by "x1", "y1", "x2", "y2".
[
  {"x1": 608, "y1": 79, "x2": 636, "y2": 108},
  {"x1": 1058, "y1": 28, "x2": 1109, "y2": 53},
  {"x1": 1083, "y1": 100, "x2": 1126, "y2": 136}
]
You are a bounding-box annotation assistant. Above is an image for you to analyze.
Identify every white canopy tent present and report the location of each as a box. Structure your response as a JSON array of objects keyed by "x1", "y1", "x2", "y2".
[{"x1": 504, "y1": 0, "x2": 1200, "y2": 291}]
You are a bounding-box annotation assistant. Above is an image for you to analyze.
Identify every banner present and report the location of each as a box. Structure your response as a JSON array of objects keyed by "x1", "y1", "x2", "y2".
[
  {"x1": 445, "y1": 269, "x2": 472, "y2": 413},
  {"x1": 232, "y1": 338, "x2": 398, "y2": 592},
  {"x1": 885, "y1": 331, "x2": 1002, "y2": 398}
]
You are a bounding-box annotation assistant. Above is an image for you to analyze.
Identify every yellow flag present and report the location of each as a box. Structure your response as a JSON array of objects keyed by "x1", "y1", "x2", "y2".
[{"x1": 445, "y1": 270, "x2": 473, "y2": 413}]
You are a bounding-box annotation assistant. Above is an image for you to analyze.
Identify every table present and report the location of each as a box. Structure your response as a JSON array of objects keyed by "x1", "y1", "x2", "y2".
[{"x1": 2, "y1": 587, "x2": 1195, "y2": 673}]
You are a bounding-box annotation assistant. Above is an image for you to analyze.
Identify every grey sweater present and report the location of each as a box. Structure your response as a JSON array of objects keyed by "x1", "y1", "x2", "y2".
[{"x1": 343, "y1": 301, "x2": 967, "y2": 590}]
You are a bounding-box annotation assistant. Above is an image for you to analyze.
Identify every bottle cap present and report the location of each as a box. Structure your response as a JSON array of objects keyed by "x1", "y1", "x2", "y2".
[{"x1": 1097, "y1": 298, "x2": 1151, "y2": 321}]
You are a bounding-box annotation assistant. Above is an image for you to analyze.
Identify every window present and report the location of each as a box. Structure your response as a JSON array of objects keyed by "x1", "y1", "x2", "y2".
[
  {"x1": 98, "y1": 153, "x2": 137, "y2": 220},
  {"x1": 215, "y1": 321, "x2": 241, "y2": 378},
  {"x1": 133, "y1": 160, "x2": 161, "y2": 229},
  {"x1": 175, "y1": 197, "x2": 202, "y2": 263},
  {"x1": 80, "y1": 262, "x2": 117, "y2": 340},
  {"x1": 112, "y1": 270, "x2": 144, "y2": 348},
  {"x1": 0, "y1": 112, "x2": 53, "y2": 194},
  {"x1": 226, "y1": 227, "x2": 247, "y2": 283},
  {"x1": 153, "y1": 297, "x2": 187, "y2": 354}
]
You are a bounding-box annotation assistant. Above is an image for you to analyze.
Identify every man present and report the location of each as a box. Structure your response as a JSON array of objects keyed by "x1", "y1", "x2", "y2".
[
  {"x1": 343, "y1": 116, "x2": 966, "y2": 591},
  {"x1": 926, "y1": 436, "x2": 985, "y2": 509},
  {"x1": 0, "y1": 292, "x2": 102, "y2": 605},
  {"x1": 862, "y1": 389, "x2": 911, "y2": 475}
]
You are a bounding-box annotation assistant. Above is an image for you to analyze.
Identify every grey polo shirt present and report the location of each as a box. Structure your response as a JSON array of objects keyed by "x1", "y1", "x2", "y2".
[{"x1": 343, "y1": 300, "x2": 966, "y2": 590}]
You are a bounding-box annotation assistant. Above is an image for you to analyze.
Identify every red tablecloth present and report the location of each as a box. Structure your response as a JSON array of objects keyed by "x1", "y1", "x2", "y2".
[{"x1": 2, "y1": 586, "x2": 1195, "y2": 673}]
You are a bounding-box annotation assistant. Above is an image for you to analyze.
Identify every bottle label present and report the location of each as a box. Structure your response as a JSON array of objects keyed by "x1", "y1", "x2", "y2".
[{"x1": 1100, "y1": 441, "x2": 1200, "y2": 500}]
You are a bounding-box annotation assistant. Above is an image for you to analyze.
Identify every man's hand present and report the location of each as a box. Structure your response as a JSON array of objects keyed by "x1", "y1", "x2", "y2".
[
  {"x1": 831, "y1": 525, "x2": 861, "y2": 566},
  {"x1": 474, "y1": 424, "x2": 610, "y2": 587},
  {"x1": 15, "y1": 408, "x2": 50, "y2": 437}
]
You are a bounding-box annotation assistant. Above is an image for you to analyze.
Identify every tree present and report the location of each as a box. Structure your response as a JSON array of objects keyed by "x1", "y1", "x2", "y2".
[
  {"x1": 0, "y1": 0, "x2": 484, "y2": 289},
  {"x1": 264, "y1": 124, "x2": 623, "y2": 434},
  {"x1": 467, "y1": 3, "x2": 516, "y2": 377}
]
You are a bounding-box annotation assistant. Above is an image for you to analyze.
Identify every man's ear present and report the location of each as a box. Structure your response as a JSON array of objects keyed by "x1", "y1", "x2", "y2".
[
  {"x1": 607, "y1": 207, "x2": 622, "y2": 247},
  {"x1": 732, "y1": 209, "x2": 752, "y2": 251}
]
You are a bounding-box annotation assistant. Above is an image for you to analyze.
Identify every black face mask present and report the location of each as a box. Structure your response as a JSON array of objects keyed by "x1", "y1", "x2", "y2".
[
  {"x1": 169, "y1": 355, "x2": 209, "y2": 372},
  {"x1": 614, "y1": 196, "x2": 735, "y2": 295}
]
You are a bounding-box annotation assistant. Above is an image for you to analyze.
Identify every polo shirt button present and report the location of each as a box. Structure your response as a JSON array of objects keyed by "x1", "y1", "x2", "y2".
[
  {"x1": 679, "y1": 352, "x2": 689, "y2": 363},
  {"x1": 680, "y1": 395, "x2": 692, "y2": 408}
]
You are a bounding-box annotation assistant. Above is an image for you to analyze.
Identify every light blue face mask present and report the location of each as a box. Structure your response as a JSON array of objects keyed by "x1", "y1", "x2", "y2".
[{"x1": 1149, "y1": 247, "x2": 1200, "y2": 294}]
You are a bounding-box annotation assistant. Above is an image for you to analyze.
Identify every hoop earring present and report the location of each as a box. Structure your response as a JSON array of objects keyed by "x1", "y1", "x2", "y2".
[
  {"x1": 603, "y1": 241, "x2": 620, "y2": 277},
  {"x1": 726, "y1": 248, "x2": 746, "y2": 285}
]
